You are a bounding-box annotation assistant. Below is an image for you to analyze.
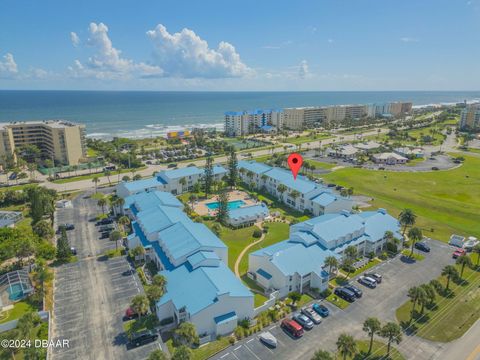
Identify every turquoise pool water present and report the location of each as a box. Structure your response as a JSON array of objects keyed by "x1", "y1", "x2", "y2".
[
  {"x1": 7, "y1": 283, "x2": 24, "y2": 301},
  {"x1": 206, "y1": 200, "x2": 245, "y2": 210}
]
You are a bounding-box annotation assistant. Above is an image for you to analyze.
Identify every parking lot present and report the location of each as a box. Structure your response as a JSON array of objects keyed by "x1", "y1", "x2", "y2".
[
  {"x1": 52, "y1": 191, "x2": 164, "y2": 360},
  {"x1": 213, "y1": 239, "x2": 455, "y2": 360}
]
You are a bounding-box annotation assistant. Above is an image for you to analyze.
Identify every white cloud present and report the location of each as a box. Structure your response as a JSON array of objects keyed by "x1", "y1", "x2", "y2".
[
  {"x1": 70, "y1": 22, "x2": 163, "y2": 80},
  {"x1": 400, "y1": 37, "x2": 419, "y2": 43},
  {"x1": 298, "y1": 60, "x2": 309, "y2": 79},
  {"x1": 146, "y1": 24, "x2": 252, "y2": 78},
  {"x1": 327, "y1": 39, "x2": 335, "y2": 44},
  {"x1": 70, "y1": 32, "x2": 80, "y2": 47},
  {"x1": 0, "y1": 52, "x2": 18, "y2": 78}
]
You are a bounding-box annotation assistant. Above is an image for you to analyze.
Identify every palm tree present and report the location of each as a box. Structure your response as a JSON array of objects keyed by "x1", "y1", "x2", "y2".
[
  {"x1": 277, "y1": 184, "x2": 287, "y2": 198},
  {"x1": 420, "y1": 284, "x2": 436, "y2": 311},
  {"x1": 441, "y1": 265, "x2": 459, "y2": 291},
  {"x1": 130, "y1": 294, "x2": 149, "y2": 319},
  {"x1": 380, "y1": 322, "x2": 402, "y2": 358},
  {"x1": 147, "y1": 349, "x2": 168, "y2": 360},
  {"x1": 456, "y1": 255, "x2": 472, "y2": 280},
  {"x1": 179, "y1": 177, "x2": 187, "y2": 192},
  {"x1": 289, "y1": 190, "x2": 301, "y2": 203},
  {"x1": 363, "y1": 317, "x2": 381, "y2": 354},
  {"x1": 109, "y1": 230, "x2": 123, "y2": 251},
  {"x1": 118, "y1": 215, "x2": 130, "y2": 235},
  {"x1": 324, "y1": 256, "x2": 338, "y2": 278},
  {"x1": 152, "y1": 274, "x2": 167, "y2": 292},
  {"x1": 92, "y1": 175, "x2": 100, "y2": 193},
  {"x1": 473, "y1": 243, "x2": 480, "y2": 268},
  {"x1": 407, "y1": 227, "x2": 423, "y2": 257},
  {"x1": 407, "y1": 286, "x2": 426, "y2": 321},
  {"x1": 97, "y1": 197, "x2": 108, "y2": 214},
  {"x1": 336, "y1": 333, "x2": 357, "y2": 360},
  {"x1": 311, "y1": 350, "x2": 333, "y2": 360},
  {"x1": 399, "y1": 208, "x2": 416, "y2": 236},
  {"x1": 104, "y1": 170, "x2": 112, "y2": 185}
]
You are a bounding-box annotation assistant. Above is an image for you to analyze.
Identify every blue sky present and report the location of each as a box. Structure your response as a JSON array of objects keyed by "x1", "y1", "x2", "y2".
[{"x1": 0, "y1": 0, "x2": 479, "y2": 90}]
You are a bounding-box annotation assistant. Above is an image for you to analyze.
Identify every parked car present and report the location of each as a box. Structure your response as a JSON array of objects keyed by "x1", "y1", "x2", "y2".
[
  {"x1": 365, "y1": 272, "x2": 382, "y2": 284},
  {"x1": 167, "y1": 163, "x2": 177, "y2": 168},
  {"x1": 96, "y1": 218, "x2": 113, "y2": 226},
  {"x1": 281, "y1": 319, "x2": 304, "y2": 338},
  {"x1": 70, "y1": 247, "x2": 77, "y2": 255},
  {"x1": 57, "y1": 223, "x2": 75, "y2": 233},
  {"x1": 259, "y1": 331, "x2": 277, "y2": 347},
  {"x1": 431, "y1": 166, "x2": 439, "y2": 171},
  {"x1": 464, "y1": 238, "x2": 479, "y2": 252},
  {"x1": 100, "y1": 232, "x2": 110, "y2": 239},
  {"x1": 301, "y1": 307, "x2": 322, "y2": 324},
  {"x1": 124, "y1": 307, "x2": 147, "y2": 321},
  {"x1": 452, "y1": 248, "x2": 466, "y2": 259},
  {"x1": 8, "y1": 172, "x2": 17, "y2": 180},
  {"x1": 334, "y1": 287, "x2": 356, "y2": 302},
  {"x1": 128, "y1": 330, "x2": 158, "y2": 347},
  {"x1": 358, "y1": 276, "x2": 377, "y2": 289},
  {"x1": 344, "y1": 284, "x2": 363, "y2": 298},
  {"x1": 293, "y1": 313, "x2": 314, "y2": 330},
  {"x1": 415, "y1": 242, "x2": 431, "y2": 252},
  {"x1": 312, "y1": 303, "x2": 329, "y2": 317},
  {"x1": 99, "y1": 225, "x2": 114, "y2": 232}
]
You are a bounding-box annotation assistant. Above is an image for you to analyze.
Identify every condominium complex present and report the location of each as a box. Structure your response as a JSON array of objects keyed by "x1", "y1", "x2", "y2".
[
  {"x1": 224, "y1": 109, "x2": 284, "y2": 137},
  {"x1": 0, "y1": 120, "x2": 86, "y2": 167},
  {"x1": 238, "y1": 160, "x2": 353, "y2": 216},
  {"x1": 249, "y1": 209, "x2": 402, "y2": 296},
  {"x1": 460, "y1": 104, "x2": 480, "y2": 130},
  {"x1": 121, "y1": 190, "x2": 253, "y2": 337}
]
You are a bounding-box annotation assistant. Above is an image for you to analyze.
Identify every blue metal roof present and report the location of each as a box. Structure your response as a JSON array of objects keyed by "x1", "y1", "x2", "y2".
[
  {"x1": 311, "y1": 192, "x2": 337, "y2": 207},
  {"x1": 228, "y1": 204, "x2": 269, "y2": 221},
  {"x1": 265, "y1": 167, "x2": 317, "y2": 194},
  {"x1": 238, "y1": 160, "x2": 272, "y2": 175},
  {"x1": 161, "y1": 166, "x2": 203, "y2": 180},
  {"x1": 125, "y1": 191, "x2": 183, "y2": 212},
  {"x1": 122, "y1": 177, "x2": 162, "y2": 192},
  {"x1": 214, "y1": 311, "x2": 237, "y2": 324},
  {"x1": 158, "y1": 262, "x2": 252, "y2": 316},
  {"x1": 137, "y1": 205, "x2": 186, "y2": 235},
  {"x1": 187, "y1": 251, "x2": 220, "y2": 269}
]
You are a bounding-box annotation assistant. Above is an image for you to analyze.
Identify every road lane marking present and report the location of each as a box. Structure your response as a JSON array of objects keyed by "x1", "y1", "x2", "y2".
[
  {"x1": 233, "y1": 345, "x2": 242, "y2": 351},
  {"x1": 466, "y1": 343, "x2": 480, "y2": 360}
]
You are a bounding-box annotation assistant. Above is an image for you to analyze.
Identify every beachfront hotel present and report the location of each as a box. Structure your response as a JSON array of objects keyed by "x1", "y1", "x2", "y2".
[
  {"x1": 121, "y1": 190, "x2": 254, "y2": 338},
  {"x1": 460, "y1": 104, "x2": 480, "y2": 130},
  {"x1": 0, "y1": 120, "x2": 86, "y2": 167},
  {"x1": 116, "y1": 165, "x2": 227, "y2": 197},
  {"x1": 248, "y1": 209, "x2": 402, "y2": 297},
  {"x1": 238, "y1": 160, "x2": 353, "y2": 216},
  {"x1": 224, "y1": 109, "x2": 284, "y2": 137}
]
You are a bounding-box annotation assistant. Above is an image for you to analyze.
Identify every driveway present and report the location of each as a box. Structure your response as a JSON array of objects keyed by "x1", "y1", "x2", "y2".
[
  {"x1": 212, "y1": 239, "x2": 455, "y2": 360},
  {"x1": 51, "y1": 191, "x2": 164, "y2": 360}
]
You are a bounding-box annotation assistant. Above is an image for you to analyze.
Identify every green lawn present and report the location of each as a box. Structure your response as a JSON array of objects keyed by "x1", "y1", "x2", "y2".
[
  {"x1": 166, "y1": 336, "x2": 232, "y2": 360},
  {"x1": 322, "y1": 155, "x2": 480, "y2": 242},
  {"x1": 326, "y1": 293, "x2": 351, "y2": 309},
  {"x1": 286, "y1": 134, "x2": 331, "y2": 145},
  {"x1": 52, "y1": 166, "x2": 147, "y2": 184},
  {"x1": 396, "y1": 254, "x2": 480, "y2": 342},
  {"x1": 0, "y1": 301, "x2": 36, "y2": 324},
  {"x1": 123, "y1": 314, "x2": 159, "y2": 336},
  {"x1": 254, "y1": 293, "x2": 269, "y2": 307},
  {"x1": 400, "y1": 249, "x2": 425, "y2": 261},
  {"x1": 238, "y1": 222, "x2": 290, "y2": 275},
  {"x1": 336, "y1": 340, "x2": 405, "y2": 360},
  {"x1": 296, "y1": 294, "x2": 314, "y2": 307},
  {"x1": 304, "y1": 159, "x2": 337, "y2": 170}
]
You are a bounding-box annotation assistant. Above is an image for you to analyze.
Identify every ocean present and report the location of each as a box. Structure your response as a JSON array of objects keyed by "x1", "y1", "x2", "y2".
[{"x1": 0, "y1": 90, "x2": 479, "y2": 139}]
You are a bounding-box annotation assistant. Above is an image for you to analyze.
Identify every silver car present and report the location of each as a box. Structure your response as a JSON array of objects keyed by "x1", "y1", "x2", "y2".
[
  {"x1": 293, "y1": 313, "x2": 314, "y2": 330},
  {"x1": 259, "y1": 331, "x2": 277, "y2": 347},
  {"x1": 301, "y1": 306, "x2": 322, "y2": 324}
]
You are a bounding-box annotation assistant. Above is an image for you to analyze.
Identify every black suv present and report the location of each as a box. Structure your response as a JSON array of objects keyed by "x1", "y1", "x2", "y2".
[
  {"x1": 415, "y1": 242, "x2": 431, "y2": 252},
  {"x1": 334, "y1": 287, "x2": 356, "y2": 302},
  {"x1": 344, "y1": 284, "x2": 363, "y2": 298},
  {"x1": 129, "y1": 330, "x2": 158, "y2": 348}
]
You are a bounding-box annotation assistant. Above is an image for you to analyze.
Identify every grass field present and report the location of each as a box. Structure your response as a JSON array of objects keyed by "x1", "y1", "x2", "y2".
[
  {"x1": 395, "y1": 253, "x2": 480, "y2": 342},
  {"x1": 326, "y1": 293, "x2": 351, "y2": 309},
  {"x1": 400, "y1": 249, "x2": 425, "y2": 261},
  {"x1": 0, "y1": 301, "x2": 36, "y2": 324},
  {"x1": 335, "y1": 340, "x2": 405, "y2": 360},
  {"x1": 52, "y1": 166, "x2": 147, "y2": 184},
  {"x1": 166, "y1": 336, "x2": 232, "y2": 360},
  {"x1": 304, "y1": 159, "x2": 337, "y2": 170},
  {"x1": 322, "y1": 155, "x2": 480, "y2": 242},
  {"x1": 286, "y1": 134, "x2": 331, "y2": 145}
]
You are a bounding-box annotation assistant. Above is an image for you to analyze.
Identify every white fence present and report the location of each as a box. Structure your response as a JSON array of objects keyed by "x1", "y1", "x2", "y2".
[{"x1": 253, "y1": 291, "x2": 280, "y2": 317}]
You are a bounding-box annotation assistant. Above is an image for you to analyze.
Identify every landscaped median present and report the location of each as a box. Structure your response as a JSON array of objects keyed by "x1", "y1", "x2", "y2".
[
  {"x1": 395, "y1": 253, "x2": 480, "y2": 342},
  {"x1": 400, "y1": 249, "x2": 425, "y2": 262},
  {"x1": 337, "y1": 340, "x2": 405, "y2": 360}
]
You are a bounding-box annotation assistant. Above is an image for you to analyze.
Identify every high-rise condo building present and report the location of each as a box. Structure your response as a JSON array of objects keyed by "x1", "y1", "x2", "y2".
[
  {"x1": 0, "y1": 120, "x2": 87, "y2": 167},
  {"x1": 224, "y1": 109, "x2": 283, "y2": 136},
  {"x1": 460, "y1": 104, "x2": 480, "y2": 130}
]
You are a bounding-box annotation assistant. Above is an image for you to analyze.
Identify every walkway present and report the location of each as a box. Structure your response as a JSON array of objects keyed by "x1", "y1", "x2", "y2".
[{"x1": 234, "y1": 222, "x2": 265, "y2": 278}]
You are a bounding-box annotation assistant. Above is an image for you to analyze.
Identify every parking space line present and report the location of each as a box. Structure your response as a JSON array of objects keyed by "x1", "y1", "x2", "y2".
[
  {"x1": 268, "y1": 325, "x2": 277, "y2": 330},
  {"x1": 234, "y1": 345, "x2": 242, "y2": 351},
  {"x1": 243, "y1": 344, "x2": 262, "y2": 360},
  {"x1": 220, "y1": 353, "x2": 229, "y2": 358},
  {"x1": 246, "y1": 338, "x2": 254, "y2": 344}
]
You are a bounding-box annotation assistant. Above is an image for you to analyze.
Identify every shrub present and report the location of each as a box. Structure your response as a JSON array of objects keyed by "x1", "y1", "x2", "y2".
[
  {"x1": 379, "y1": 251, "x2": 388, "y2": 260},
  {"x1": 366, "y1": 251, "x2": 375, "y2": 260},
  {"x1": 320, "y1": 288, "x2": 332, "y2": 298},
  {"x1": 252, "y1": 229, "x2": 263, "y2": 238},
  {"x1": 160, "y1": 317, "x2": 174, "y2": 326},
  {"x1": 238, "y1": 318, "x2": 251, "y2": 329},
  {"x1": 234, "y1": 326, "x2": 244, "y2": 339},
  {"x1": 386, "y1": 242, "x2": 398, "y2": 253},
  {"x1": 229, "y1": 337, "x2": 235, "y2": 345}
]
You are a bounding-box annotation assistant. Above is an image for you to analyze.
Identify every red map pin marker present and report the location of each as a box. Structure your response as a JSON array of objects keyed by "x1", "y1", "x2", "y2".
[{"x1": 287, "y1": 153, "x2": 303, "y2": 180}]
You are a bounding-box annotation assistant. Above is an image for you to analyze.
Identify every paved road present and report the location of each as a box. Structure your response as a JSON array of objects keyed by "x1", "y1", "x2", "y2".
[
  {"x1": 41, "y1": 128, "x2": 388, "y2": 193},
  {"x1": 51, "y1": 191, "x2": 164, "y2": 360},
  {"x1": 212, "y1": 239, "x2": 456, "y2": 360}
]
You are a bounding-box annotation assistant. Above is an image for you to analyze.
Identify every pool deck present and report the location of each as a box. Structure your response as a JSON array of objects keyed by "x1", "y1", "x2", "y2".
[{"x1": 193, "y1": 190, "x2": 256, "y2": 216}]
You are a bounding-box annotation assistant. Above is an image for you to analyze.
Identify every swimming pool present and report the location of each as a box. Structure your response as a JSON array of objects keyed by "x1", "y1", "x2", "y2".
[
  {"x1": 206, "y1": 200, "x2": 246, "y2": 210},
  {"x1": 7, "y1": 283, "x2": 24, "y2": 301}
]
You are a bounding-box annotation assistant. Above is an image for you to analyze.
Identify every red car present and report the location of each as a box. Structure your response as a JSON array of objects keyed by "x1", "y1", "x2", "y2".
[
  {"x1": 124, "y1": 307, "x2": 147, "y2": 320},
  {"x1": 452, "y1": 248, "x2": 466, "y2": 259},
  {"x1": 281, "y1": 319, "x2": 304, "y2": 338}
]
